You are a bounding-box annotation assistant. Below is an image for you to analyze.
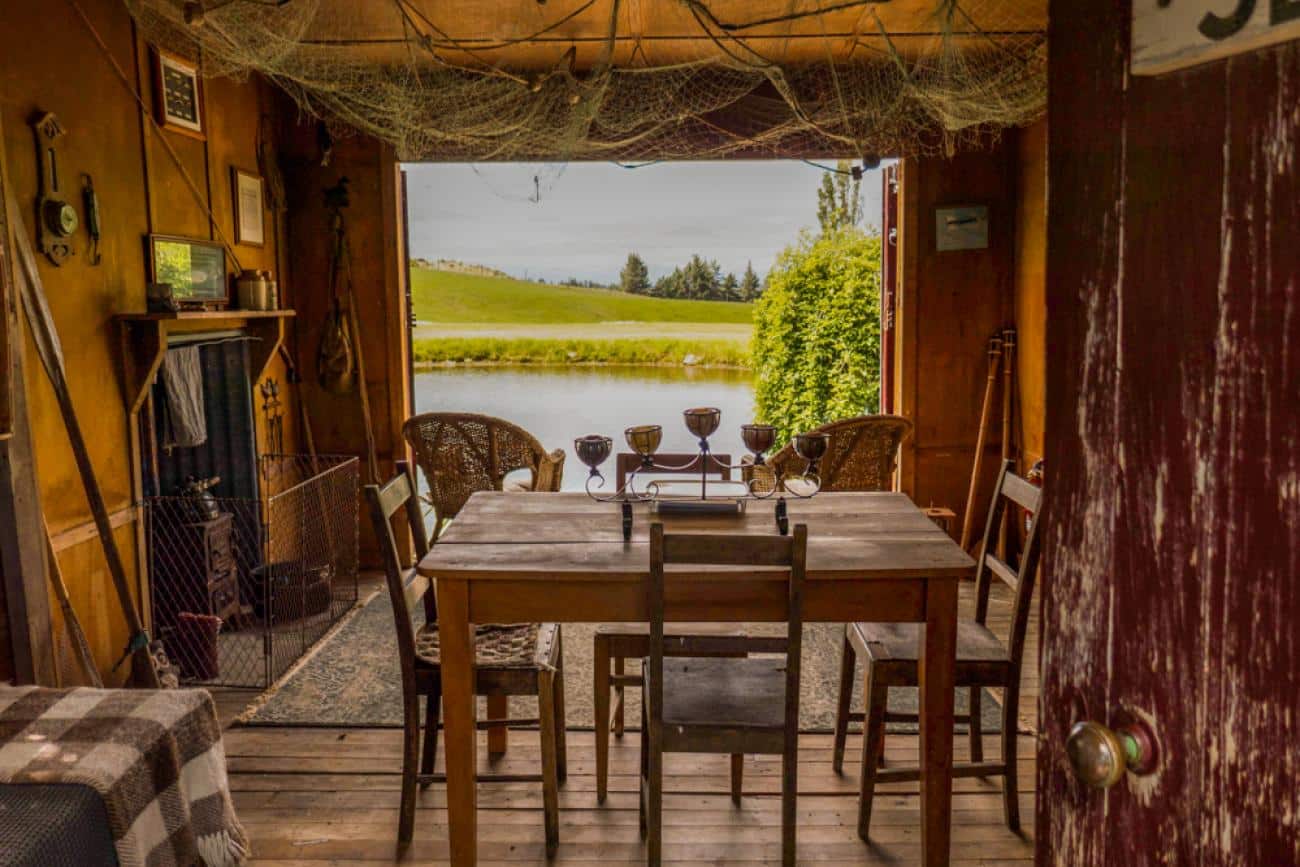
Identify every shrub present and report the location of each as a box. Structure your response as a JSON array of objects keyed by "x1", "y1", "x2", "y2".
[{"x1": 751, "y1": 228, "x2": 881, "y2": 444}]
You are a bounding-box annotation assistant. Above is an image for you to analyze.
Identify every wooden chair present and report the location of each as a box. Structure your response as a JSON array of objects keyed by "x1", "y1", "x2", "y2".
[
  {"x1": 595, "y1": 452, "x2": 773, "y2": 804},
  {"x1": 743, "y1": 414, "x2": 911, "y2": 493},
  {"x1": 639, "y1": 523, "x2": 808, "y2": 866},
  {"x1": 364, "y1": 462, "x2": 567, "y2": 854},
  {"x1": 830, "y1": 459, "x2": 1042, "y2": 838},
  {"x1": 402, "y1": 412, "x2": 565, "y2": 540}
]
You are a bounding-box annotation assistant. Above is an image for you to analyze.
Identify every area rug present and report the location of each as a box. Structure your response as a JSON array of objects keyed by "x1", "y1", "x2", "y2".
[{"x1": 238, "y1": 591, "x2": 1006, "y2": 733}]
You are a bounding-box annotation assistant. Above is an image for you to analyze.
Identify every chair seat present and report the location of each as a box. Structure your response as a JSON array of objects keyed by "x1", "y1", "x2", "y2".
[
  {"x1": 849, "y1": 620, "x2": 1010, "y2": 682},
  {"x1": 649, "y1": 657, "x2": 788, "y2": 732},
  {"x1": 417, "y1": 621, "x2": 559, "y2": 670}
]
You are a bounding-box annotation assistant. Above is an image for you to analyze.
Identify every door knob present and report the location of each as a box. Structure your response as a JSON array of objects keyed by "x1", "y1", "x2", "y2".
[{"x1": 1066, "y1": 720, "x2": 1157, "y2": 789}]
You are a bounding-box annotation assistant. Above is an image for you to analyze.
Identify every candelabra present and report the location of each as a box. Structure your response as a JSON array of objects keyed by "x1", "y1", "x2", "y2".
[{"x1": 574, "y1": 407, "x2": 829, "y2": 540}]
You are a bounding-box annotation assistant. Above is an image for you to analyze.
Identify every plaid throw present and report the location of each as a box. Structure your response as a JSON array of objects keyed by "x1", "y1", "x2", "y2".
[{"x1": 0, "y1": 686, "x2": 247, "y2": 866}]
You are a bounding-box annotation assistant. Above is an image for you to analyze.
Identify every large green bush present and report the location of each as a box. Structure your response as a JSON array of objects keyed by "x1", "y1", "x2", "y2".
[{"x1": 751, "y1": 228, "x2": 881, "y2": 443}]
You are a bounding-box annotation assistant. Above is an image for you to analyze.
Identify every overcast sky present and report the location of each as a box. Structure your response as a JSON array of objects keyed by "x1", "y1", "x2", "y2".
[{"x1": 402, "y1": 161, "x2": 884, "y2": 285}]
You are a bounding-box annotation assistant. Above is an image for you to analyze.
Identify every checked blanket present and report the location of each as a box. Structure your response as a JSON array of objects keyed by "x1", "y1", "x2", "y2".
[{"x1": 0, "y1": 686, "x2": 247, "y2": 867}]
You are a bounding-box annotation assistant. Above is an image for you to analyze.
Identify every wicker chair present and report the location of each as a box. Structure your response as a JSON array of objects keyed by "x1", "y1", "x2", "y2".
[
  {"x1": 402, "y1": 412, "x2": 565, "y2": 539},
  {"x1": 743, "y1": 415, "x2": 912, "y2": 493}
]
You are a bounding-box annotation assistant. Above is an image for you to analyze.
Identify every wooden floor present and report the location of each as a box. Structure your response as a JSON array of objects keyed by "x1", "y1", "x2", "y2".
[{"x1": 214, "y1": 576, "x2": 1039, "y2": 865}]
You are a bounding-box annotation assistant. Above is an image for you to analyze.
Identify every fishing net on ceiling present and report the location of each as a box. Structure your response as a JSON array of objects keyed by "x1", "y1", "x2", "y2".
[{"x1": 124, "y1": 0, "x2": 1046, "y2": 162}]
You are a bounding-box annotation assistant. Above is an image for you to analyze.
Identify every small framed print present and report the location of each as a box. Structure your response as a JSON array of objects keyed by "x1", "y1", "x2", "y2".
[
  {"x1": 232, "y1": 168, "x2": 266, "y2": 247},
  {"x1": 935, "y1": 204, "x2": 990, "y2": 252},
  {"x1": 147, "y1": 234, "x2": 229, "y2": 309},
  {"x1": 151, "y1": 48, "x2": 205, "y2": 139}
]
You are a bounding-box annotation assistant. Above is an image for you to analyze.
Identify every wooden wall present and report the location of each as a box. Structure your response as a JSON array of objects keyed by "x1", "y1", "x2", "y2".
[
  {"x1": 0, "y1": 0, "x2": 296, "y2": 682},
  {"x1": 1039, "y1": 2, "x2": 1300, "y2": 862},
  {"x1": 894, "y1": 141, "x2": 1017, "y2": 536},
  {"x1": 1013, "y1": 119, "x2": 1047, "y2": 469},
  {"x1": 279, "y1": 123, "x2": 411, "y2": 564}
]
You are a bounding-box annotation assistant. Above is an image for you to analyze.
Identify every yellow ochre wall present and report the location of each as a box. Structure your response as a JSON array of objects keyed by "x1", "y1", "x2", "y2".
[{"x1": 0, "y1": 0, "x2": 296, "y2": 683}]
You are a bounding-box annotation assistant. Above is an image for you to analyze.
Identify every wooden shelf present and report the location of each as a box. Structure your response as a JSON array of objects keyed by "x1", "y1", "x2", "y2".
[{"x1": 116, "y1": 309, "x2": 296, "y2": 413}]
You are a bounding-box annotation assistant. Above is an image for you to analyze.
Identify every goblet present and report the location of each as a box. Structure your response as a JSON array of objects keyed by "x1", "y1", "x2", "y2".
[
  {"x1": 574, "y1": 434, "x2": 613, "y2": 477},
  {"x1": 793, "y1": 432, "x2": 830, "y2": 476},
  {"x1": 683, "y1": 406, "x2": 721, "y2": 441},
  {"x1": 624, "y1": 424, "x2": 663, "y2": 468},
  {"x1": 741, "y1": 424, "x2": 777, "y2": 464}
]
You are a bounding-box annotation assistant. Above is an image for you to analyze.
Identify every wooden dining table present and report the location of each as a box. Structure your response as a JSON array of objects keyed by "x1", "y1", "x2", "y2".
[{"x1": 417, "y1": 490, "x2": 975, "y2": 866}]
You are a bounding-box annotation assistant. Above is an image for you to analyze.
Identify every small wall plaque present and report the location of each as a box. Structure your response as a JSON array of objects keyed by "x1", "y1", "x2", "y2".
[
  {"x1": 151, "y1": 48, "x2": 205, "y2": 139},
  {"x1": 935, "y1": 205, "x2": 989, "y2": 252}
]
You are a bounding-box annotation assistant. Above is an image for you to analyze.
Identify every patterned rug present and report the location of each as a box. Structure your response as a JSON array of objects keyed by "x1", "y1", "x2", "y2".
[{"x1": 238, "y1": 591, "x2": 1005, "y2": 733}]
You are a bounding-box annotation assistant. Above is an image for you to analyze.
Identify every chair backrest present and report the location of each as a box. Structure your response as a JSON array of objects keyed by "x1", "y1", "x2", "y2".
[
  {"x1": 363, "y1": 461, "x2": 434, "y2": 680},
  {"x1": 402, "y1": 412, "x2": 556, "y2": 526},
  {"x1": 973, "y1": 460, "x2": 1043, "y2": 670},
  {"x1": 647, "y1": 524, "x2": 808, "y2": 741},
  {"x1": 615, "y1": 453, "x2": 733, "y2": 492},
  {"x1": 771, "y1": 414, "x2": 912, "y2": 492}
]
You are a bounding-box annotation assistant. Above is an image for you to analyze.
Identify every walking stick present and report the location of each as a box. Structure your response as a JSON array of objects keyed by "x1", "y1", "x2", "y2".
[
  {"x1": 12, "y1": 212, "x2": 160, "y2": 687},
  {"x1": 960, "y1": 335, "x2": 1002, "y2": 552}
]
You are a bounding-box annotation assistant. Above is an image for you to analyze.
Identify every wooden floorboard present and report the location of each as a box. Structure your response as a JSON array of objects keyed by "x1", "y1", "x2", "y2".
[{"x1": 220, "y1": 573, "x2": 1038, "y2": 864}]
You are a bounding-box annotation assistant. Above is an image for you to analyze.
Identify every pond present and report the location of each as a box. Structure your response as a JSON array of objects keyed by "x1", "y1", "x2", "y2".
[{"x1": 414, "y1": 365, "x2": 756, "y2": 491}]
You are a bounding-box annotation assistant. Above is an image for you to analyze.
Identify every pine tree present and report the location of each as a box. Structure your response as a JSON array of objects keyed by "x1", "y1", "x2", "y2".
[
  {"x1": 721, "y1": 272, "x2": 739, "y2": 301},
  {"x1": 740, "y1": 261, "x2": 762, "y2": 300},
  {"x1": 619, "y1": 252, "x2": 651, "y2": 295}
]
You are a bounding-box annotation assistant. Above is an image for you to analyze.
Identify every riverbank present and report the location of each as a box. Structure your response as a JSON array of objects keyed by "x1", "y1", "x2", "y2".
[{"x1": 413, "y1": 335, "x2": 750, "y2": 368}]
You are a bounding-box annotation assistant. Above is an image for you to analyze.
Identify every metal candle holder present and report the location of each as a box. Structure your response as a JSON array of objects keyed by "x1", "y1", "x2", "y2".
[{"x1": 575, "y1": 408, "x2": 828, "y2": 540}]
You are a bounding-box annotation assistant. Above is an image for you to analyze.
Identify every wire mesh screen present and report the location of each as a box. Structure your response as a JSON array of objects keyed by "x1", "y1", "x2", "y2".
[{"x1": 146, "y1": 455, "x2": 359, "y2": 688}]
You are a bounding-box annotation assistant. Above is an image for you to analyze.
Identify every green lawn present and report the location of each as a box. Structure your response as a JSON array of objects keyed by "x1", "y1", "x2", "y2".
[{"x1": 411, "y1": 267, "x2": 754, "y2": 325}]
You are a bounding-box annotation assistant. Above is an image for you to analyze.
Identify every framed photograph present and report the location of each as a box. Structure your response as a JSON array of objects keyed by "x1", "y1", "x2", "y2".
[
  {"x1": 151, "y1": 48, "x2": 205, "y2": 139},
  {"x1": 935, "y1": 204, "x2": 990, "y2": 252},
  {"x1": 232, "y1": 168, "x2": 266, "y2": 247},
  {"x1": 147, "y1": 234, "x2": 229, "y2": 309}
]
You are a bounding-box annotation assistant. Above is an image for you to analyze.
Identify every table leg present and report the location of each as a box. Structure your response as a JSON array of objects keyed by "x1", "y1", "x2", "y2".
[
  {"x1": 440, "y1": 577, "x2": 477, "y2": 866},
  {"x1": 919, "y1": 576, "x2": 957, "y2": 867}
]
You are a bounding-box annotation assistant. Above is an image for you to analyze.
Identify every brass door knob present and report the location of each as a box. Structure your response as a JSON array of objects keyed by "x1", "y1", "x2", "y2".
[{"x1": 1066, "y1": 720, "x2": 1157, "y2": 789}]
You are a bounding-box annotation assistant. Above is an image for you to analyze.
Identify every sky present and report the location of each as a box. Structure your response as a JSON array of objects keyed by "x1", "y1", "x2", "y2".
[{"x1": 402, "y1": 161, "x2": 884, "y2": 285}]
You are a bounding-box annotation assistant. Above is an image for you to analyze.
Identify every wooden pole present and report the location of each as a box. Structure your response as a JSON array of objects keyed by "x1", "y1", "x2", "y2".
[
  {"x1": 960, "y1": 335, "x2": 1002, "y2": 552},
  {"x1": 999, "y1": 328, "x2": 1017, "y2": 557},
  {"x1": 12, "y1": 213, "x2": 160, "y2": 687},
  {"x1": 45, "y1": 516, "x2": 103, "y2": 688}
]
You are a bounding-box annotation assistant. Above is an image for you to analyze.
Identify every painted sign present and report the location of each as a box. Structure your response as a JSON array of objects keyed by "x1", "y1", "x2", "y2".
[{"x1": 1133, "y1": 0, "x2": 1300, "y2": 74}]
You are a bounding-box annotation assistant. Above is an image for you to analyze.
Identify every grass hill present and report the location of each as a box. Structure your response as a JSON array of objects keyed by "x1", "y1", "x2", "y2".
[{"x1": 410, "y1": 266, "x2": 753, "y2": 325}]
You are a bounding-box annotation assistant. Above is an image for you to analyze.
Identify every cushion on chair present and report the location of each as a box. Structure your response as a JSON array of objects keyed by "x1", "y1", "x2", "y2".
[
  {"x1": 416, "y1": 622, "x2": 559, "y2": 670},
  {"x1": 650, "y1": 657, "x2": 788, "y2": 731},
  {"x1": 502, "y1": 478, "x2": 535, "y2": 493},
  {"x1": 851, "y1": 621, "x2": 1009, "y2": 665}
]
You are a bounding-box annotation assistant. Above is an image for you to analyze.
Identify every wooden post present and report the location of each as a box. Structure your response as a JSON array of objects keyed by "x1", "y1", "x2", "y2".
[{"x1": 1000, "y1": 328, "x2": 1017, "y2": 557}]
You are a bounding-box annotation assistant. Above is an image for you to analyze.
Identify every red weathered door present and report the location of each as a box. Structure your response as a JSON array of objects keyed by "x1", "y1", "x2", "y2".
[{"x1": 1040, "y1": 2, "x2": 1300, "y2": 864}]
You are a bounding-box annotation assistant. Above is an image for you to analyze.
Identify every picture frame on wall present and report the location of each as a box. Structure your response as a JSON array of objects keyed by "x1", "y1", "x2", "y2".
[
  {"x1": 146, "y1": 234, "x2": 229, "y2": 310},
  {"x1": 150, "y1": 48, "x2": 205, "y2": 139},
  {"x1": 232, "y1": 168, "x2": 266, "y2": 247}
]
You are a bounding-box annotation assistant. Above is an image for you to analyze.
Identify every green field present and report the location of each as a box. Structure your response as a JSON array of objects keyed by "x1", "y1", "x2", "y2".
[{"x1": 411, "y1": 267, "x2": 753, "y2": 325}]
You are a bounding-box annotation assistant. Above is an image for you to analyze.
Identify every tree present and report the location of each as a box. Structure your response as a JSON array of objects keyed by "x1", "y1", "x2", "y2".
[
  {"x1": 751, "y1": 228, "x2": 881, "y2": 443},
  {"x1": 619, "y1": 252, "x2": 651, "y2": 294},
  {"x1": 721, "y1": 271, "x2": 739, "y2": 301},
  {"x1": 815, "y1": 161, "x2": 862, "y2": 234},
  {"x1": 740, "y1": 261, "x2": 762, "y2": 300}
]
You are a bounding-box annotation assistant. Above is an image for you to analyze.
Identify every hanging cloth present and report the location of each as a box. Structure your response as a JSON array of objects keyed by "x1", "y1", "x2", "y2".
[{"x1": 161, "y1": 345, "x2": 207, "y2": 448}]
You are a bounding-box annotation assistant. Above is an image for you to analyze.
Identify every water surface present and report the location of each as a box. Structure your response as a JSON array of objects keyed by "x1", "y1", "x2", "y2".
[{"x1": 414, "y1": 365, "x2": 756, "y2": 491}]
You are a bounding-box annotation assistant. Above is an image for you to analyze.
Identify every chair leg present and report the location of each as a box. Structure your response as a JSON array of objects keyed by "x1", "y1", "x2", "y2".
[
  {"x1": 594, "y1": 635, "x2": 611, "y2": 803},
  {"x1": 538, "y1": 670, "x2": 560, "y2": 857},
  {"x1": 781, "y1": 741, "x2": 798, "y2": 866},
  {"x1": 969, "y1": 686, "x2": 984, "y2": 764},
  {"x1": 638, "y1": 698, "x2": 648, "y2": 840},
  {"x1": 730, "y1": 754, "x2": 743, "y2": 805},
  {"x1": 646, "y1": 686, "x2": 663, "y2": 866},
  {"x1": 399, "y1": 692, "x2": 421, "y2": 845},
  {"x1": 832, "y1": 630, "x2": 856, "y2": 774},
  {"x1": 1000, "y1": 682, "x2": 1021, "y2": 832},
  {"x1": 613, "y1": 655, "x2": 627, "y2": 738},
  {"x1": 554, "y1": 629, "x2": 568, "y2": 784},
  {"x1": 486, "y1": 694, "x2": 508, "y2": 758},
  {"x1": 856, "y1": 665, "x2": 888, "y2": 842},
  {"x1": 420, "y1": 688, "x2": 441, "y2": 788}
]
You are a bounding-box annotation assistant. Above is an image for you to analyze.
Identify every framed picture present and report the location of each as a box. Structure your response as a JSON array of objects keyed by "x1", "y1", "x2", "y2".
[
  {"x1": 151, "y1": 48, "x2": 205, "y2": 139},
  {"x1": 147, "y1": 234, "x2": 229, "y2": 309},
  {"x1": 935, "y1": 204, "x2": 990, "y2": 252},
  {"x1": 232, "y1": 168, "x2": 266, "y2": 247}
]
